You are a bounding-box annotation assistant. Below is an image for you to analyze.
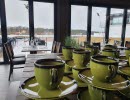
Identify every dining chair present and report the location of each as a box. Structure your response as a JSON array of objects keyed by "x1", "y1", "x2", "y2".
[
  {"x1": 7, "y1": 41, "x2": 25, "y2": 58},
  {"x1": 4, "y1": 42, "x2": 26, "y2": 81},
  {"x1": 51, "y1": 41, "x2": 57, "y2": 53},
  {"x1": 92, "y1": 42, "x2": 101, "y2": 50},
  {"x1": 55, "y1": 42, "x2": 61, "y2": 53},
  {"x1": 125, "y1": 41, "x2": 130, "y2": 48}
]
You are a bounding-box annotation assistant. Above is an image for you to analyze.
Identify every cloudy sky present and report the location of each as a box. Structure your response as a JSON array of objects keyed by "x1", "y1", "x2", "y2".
[{"x1": 5, "y1": 0, "x2": 124, "y2": 31}]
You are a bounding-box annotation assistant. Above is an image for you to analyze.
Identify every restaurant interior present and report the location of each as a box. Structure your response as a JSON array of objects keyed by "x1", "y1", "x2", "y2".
[{"x1": 1, "y1": 0, "x2": 130, "y2": 100}]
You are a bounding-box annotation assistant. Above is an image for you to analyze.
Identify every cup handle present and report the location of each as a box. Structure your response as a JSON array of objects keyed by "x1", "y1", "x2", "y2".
[
  {"x1": 50, "y1": 68, "x2": 58, "y2": 87},
  {"x1": 106, "y1": 65, "x2": 117, "y2": 82},
  {"x1": 82, "y1": 54, "x2": 86, "y2": 64}
]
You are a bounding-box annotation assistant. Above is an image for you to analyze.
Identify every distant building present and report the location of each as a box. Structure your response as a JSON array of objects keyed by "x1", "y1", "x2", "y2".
[
  {"x1": 109, "y1": 12, "x2": 130, "y2": 38},
  {"x1": 110, "y1": 12, "x2": 130, "y2": 25}
]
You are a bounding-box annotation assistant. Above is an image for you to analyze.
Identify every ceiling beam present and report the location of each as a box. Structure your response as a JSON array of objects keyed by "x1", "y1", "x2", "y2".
[
  {"x1": 21, "y1": 0, "x2": 54, "y2": 3},
  {"x1": 71, "y1": 0, "x2": 130, "y2": 9}
]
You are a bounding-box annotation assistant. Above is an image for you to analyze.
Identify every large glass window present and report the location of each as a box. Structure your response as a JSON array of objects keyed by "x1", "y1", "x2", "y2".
[
  {"x1": 5, "y1": 0, "x2": 29, "y2": 55},
  {"x1": 109, "y1": 8, "x2": 123, "y2": 44},
  {"x1": 34, "y1": 2, "x2": 54, "y2": 50},
  {"x1": 71, "y1": 5, "x2": 88, "y2": 45},
  {"x1": 125, "y1": 10, "x2": 130, "y2": 42},
  {"x1": 91, "y1": 7, "x2": 106, "y2": 45}
]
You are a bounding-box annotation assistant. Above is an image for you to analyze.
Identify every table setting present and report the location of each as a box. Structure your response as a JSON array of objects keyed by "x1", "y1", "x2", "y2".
[{"x1": 17, "y1": 42, "x2": 130, "y2": 100}]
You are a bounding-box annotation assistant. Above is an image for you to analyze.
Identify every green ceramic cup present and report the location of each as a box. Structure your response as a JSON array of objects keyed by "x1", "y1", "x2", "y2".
[
  {"x1": 65, "y1": 60, "x2": 74, "y2": 73},
  {"x1": 72, "y1": 67, "x2": 84, "y2": 83},
  {"x1": 62, "y1": 46, "x2": 73, "y2": 60},
  {"x1": 103, "y1": 44, "x2": 117, "y2": 50},
  {"x1": 85, "y1": 45, "x2": 94, "y2": 56},
  {"x1": 88, "y1": 85, "x2": 121, "y2": 100},
  {"x1": 101, "y1": 49, "x2": 119, "y2": 58},
  {"x1": 90, "y1": 55, "x2": 118, "y2": 82},
  {"x1": 125, "y1": 48, "x2": 130, "y2": 60},
  {"x1": 77, "y1": 88, "x2": 90, "y2": 100},
  {"x1": 88, "y1": 85, "x2": 106, "y2": 100},
  {"x1": 73, "y1": 49, "x2": 90, "y2": 68},
  {"x1": 34, "y1": 59, "x2": 65, "y2": 95}
]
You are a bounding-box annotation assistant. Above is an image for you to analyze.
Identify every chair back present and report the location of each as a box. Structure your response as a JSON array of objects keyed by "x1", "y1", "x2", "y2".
[
  {"x1": 125, "y1": 41, "x2": 130, "y2": 48},
  {"x1": 93, "y1": 42, "x2": 101, "y2": 50},
  {"x1": 51, "y1": 41, "x2": 57, "y2": 53},
  {"x1": 56, "y1": 42, "x2": 61, "y2": 53},
  {"x1": 4, "y1": 42, "x2": 13, "y2": 62},
  {"x1": 8, "y1": 41, "x2": 14, "y2": 57}
]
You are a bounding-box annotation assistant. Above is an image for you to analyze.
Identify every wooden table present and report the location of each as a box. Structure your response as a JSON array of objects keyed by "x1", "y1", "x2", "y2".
[
  {"x1": 6, "y1": 53, "x2": 77, "y2": 100},
  {"x1": 22, "y1": 45, "x2": 51, "y2": 54}
]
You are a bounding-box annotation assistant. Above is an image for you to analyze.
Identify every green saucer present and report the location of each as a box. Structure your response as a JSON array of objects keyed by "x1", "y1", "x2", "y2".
[
  {"x1": 77, "y1": 88, "x2": 121, "y2": 100},
  {"x1": 78, "y1": 69, "x2": 130, "y2": 90},
  {"x1": 118, "y1": 67, "x2": 130, "y2": 77},
  {"x1": 20, "y1": 76, "x2": 78, "y2": 99}
]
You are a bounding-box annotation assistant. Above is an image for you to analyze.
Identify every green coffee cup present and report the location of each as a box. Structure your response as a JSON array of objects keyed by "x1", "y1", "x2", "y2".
[
  {"x1": 72, "y1": 67, "x2": 84, "y2": 83},
  {"x1": 90, "y1": 55, "x2": 118, "y2": 82},
  {"x1": 62, "y1": 46, "x2": 73, "y2": 60},
  {"x1": 77, "y1": 88, "x2": 90, "y2": 100},
  {"x1": 88, "y1": 85, "x2": 121, "y2": 100},
  {"x1": 102, "y1": 49, "x2": 119, "y2": 58},
  {"x1": 103, "y1": 44, "x2": 117, "y2": 50},
  {"x1": 125, "y1": 48, "x2": 130, "y2": 60},
  {"x1": 34, "y1": 59, "x2": 65, "y2": 96},
  {"x1": 73, "y1": 49, "x2": 90, "y2": 68},
  {"x1": 65, "y1": 60, "x2": 74, "y2": 73}
]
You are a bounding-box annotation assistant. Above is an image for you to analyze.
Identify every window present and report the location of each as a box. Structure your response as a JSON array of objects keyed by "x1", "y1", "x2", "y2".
[
  {"x1": 109, "y1": 8, "x2": 123, "y2": 44},
  {"x1": 0, "y1": 21, "x2": 3, "y2": 61},
  {"x1": 71, "y1": 5, "x2": 88, "y2": 45},
  {"x1": 91, "y1": 7, "x2": 106, "y2": 44},
  {"x1": 125, "y1": 10, "x2": 130, "y2": 42},
  {"x1": 5, "y1": 0, "x2": 29, "y2": 55},
  {"x1": 34, "y1": 2, "x2": 54, "y2": 49}
]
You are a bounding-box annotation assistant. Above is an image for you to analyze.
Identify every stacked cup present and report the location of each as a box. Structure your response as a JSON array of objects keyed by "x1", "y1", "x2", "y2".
[
  {"x1": 90, "y1": 55, "x2": 118, "y2": 82},
  {"x1": 34, "y1": 59, "x2": 65, "y2": 97},
  {"x1": 72, "y1": 48, "x2": 90, "y2": 86}
]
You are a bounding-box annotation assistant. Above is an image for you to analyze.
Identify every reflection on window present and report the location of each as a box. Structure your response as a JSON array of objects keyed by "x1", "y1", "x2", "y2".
[
  {"x1": 91, "y1": 7, "x2": 106, "y2": 44},
  {"x1": 109, "y1": 8, "x2": 123, "y2": 44},
  {"x1": 71, "y1": 5, "x2": 88, "y2": 45},
  {"x1": 111, "y1": 17, "x2": 123, "y2": 25},
  {"x1": 34, "y1": 2, "x2": 54, "y2": 49}
]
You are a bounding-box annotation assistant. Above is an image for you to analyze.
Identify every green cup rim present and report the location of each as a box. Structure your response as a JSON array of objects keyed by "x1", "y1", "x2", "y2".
[
  {"x1": 34, "y1": 59, "x2": 65, "y2": 69},
  {"x1": 102, "y1": 49, "x2": 119, "y2": 52},
  {"x1": 91, "y1": 55, "x2": 118, "y2": 65},
  {"x1": 73, "y1": 49, "x2": 90, "y2": 54},
  {"x1": 62, "y1": 46, "x2": 74, "y2": 49},
  {"x1": 104, "y1": 44, "x2": 117, "y2": 48}
]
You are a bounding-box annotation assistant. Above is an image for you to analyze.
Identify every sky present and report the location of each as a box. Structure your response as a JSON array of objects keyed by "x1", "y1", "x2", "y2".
[{"x1": 4, "y1": 0, "x2": 125, "y2": 31}]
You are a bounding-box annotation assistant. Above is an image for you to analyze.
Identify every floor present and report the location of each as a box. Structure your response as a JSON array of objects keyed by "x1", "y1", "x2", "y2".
[
  {"x1": 0, "y1": 64, "x2": 24, "y2": 100},
  {"x1": 0, "y1": 38, "x2": 53, "y2": 100}
]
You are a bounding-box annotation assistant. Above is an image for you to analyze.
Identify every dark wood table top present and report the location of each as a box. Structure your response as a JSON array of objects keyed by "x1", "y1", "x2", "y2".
[{"x1": 7, "y1": 53, "x2": 78, "y2": 100}]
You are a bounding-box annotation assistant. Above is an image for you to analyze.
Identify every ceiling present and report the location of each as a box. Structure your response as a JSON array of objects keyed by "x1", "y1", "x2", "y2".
[{"x1": 22, "y1": 0, "x2": 130, "y2": 8}]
